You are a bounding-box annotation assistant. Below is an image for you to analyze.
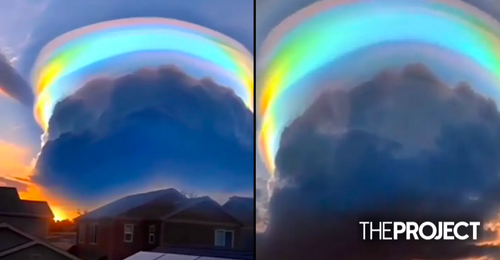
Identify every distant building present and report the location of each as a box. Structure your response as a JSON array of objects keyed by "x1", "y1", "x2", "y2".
[
  {"x1": 0, "y1": 186, "x2": 53, "y2": 238},
  {"x1": 0, "y1": 187, "x2": 81, "y2": 260},
  {"x1": 73, "y1": 188, "x2": 251, "y2": 260}
]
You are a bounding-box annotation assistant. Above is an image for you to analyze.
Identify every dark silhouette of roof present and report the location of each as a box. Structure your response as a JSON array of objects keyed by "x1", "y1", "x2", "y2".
[
  {"x1": 80, "y1": 188, "x2": 186, "y2": 220},
  {"x1": 21, "y1": 200, "x2": 54, "y2": 218},
  {"x1": 0, "y1": 187, "x2": 20, "y2": 201},
  {"x1": 118, "y1": 190, "x2": 186, "y2": 219},
  {"x1": 222, "y1": 196, "x2": 254, "y2": 226},
  {"x1": 153, "y1": 245, "x2": 254, "y2": 259},
  {"x1": 79, "y1": 188, "x2": 244, "y2": 226},
  {"x1": 162, "y1": 196, "x2": 243, "y2": 225},
  {"x1": 162, "y1": 196, "x2": 213, "y2": 218},
  {"x1": 0, "y1": 187, "x2": 53, "y2": 218},
  {"x1": 0, "y1": 223, "x2": 80, "y2": 259}
]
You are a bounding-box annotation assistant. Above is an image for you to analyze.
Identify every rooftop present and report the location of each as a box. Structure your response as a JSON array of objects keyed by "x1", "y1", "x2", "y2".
[
  {"x1": 79, "y1": 188, "x2": 247, "y2": 225},
  {"x1": 80, "y1": 188, "x2": 186, "y2": 220},
  {"x1": 0, "y1": 223, "x2": 79, "y2": 260},
  {"x1": 222, "y1": 196, "x2": 254, "y2": 226},
  {"x1": 0, "y1": 187, "x2": 53, "y2": 218},
  {"x1": 163, "y1": 196, "x2": 214, "y2": 218}
]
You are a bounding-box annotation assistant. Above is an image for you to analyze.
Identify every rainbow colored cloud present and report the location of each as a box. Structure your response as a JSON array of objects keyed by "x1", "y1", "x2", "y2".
[
  {"x1": 32, "y1": 17, "x2": 254, "y2": 132},
  {"x1": 257, "y1": 0, "x2": 500, "y2": 175}
]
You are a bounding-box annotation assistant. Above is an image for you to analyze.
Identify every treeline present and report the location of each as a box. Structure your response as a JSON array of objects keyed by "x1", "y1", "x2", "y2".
[
  {"x1": 49, "y1": 219, "x2": 76, "y2": 232},
  {"x1": 48, "y1": 209, "x2": 88, "y2": 232}
]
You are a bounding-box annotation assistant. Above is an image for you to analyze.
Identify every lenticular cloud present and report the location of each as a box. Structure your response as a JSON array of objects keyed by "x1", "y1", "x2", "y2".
[{"x1": 32, "y1": 17, "x2": 254, "y2": 133}]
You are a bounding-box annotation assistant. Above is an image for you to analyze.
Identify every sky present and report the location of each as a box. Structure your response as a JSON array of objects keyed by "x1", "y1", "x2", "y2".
[
  {"x1": 256, "y1": 0, "x2": 500, "y2": 259},
  {"x1": 0, "y1": 0, "x2": 254, "y2": 221}
]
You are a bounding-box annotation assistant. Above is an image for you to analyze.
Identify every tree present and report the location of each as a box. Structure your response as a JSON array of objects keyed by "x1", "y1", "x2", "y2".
[{"x1": 76, "y1": 209, "x2": 89, "y2": 216}]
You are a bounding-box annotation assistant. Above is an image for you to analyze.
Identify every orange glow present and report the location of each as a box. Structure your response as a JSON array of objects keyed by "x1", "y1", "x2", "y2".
[
  {"x1": 0, "y1": 140, "x2": 31, "y2": 176},
  {"x1": 51, "y1": 206, "x2": 68, "y2": 221},
  {"x1": 0, "y1": 140, "x2": 78, "y2": 221},
  {"x1": 477, "y1": 216, "x2": 500, "y2": 246},
  {"x1": 0, "y1": 87, "x2": 10, "y2": 98},
  {"x1": 17, "y1": 183, "x2": 78, "y2": 221}
]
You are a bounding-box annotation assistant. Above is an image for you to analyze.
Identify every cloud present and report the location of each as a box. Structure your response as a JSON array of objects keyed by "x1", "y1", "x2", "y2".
[
  {"x1": 0, "y1": 177, "x2": 29, "y2": 192},
  {"x1": 16, "y1": 0, "x2": 253, "y2": 78},
  {"x1": 260, "y1": 64, "x2": 500, "y2": 260},
  {"x1": 0, "y1": 0, "x2": 48, "y2": 62},
  {"x1": 255, "y1": 0, "x2": 500, "y2": 231},
  {"x1": 256, "y1": 0, "x2": 500, "y2": 50},
  {"x1": 0, "y1": 140, "x2": 32, "y2": 178},
  {"x1": 0, "y1": 53, "x2": 34, "y2": 106},
  {"x1": 256, "y1": 175, "x2": 270, "y2": 232},
  {"x1": 32, "y1": 66, "x2": 254, "y2": 205},
  {"x1": 0, "y1": 139, "x2": 74, "y2": 219}
]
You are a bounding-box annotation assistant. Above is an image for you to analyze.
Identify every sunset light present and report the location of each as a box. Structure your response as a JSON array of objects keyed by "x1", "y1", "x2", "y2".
[{"x1": 51, "y1": 206, "x2": 68, "y2": 221}]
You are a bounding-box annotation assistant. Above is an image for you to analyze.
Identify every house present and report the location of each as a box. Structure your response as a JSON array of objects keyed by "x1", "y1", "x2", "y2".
[
  {"x1": 0, "y1": 187, "x2": 54, "y2": 238},
  {"x1": 159, "y1": 196, "x2": 243, "y2": 250},
  {"x1": 0, "y1": 223, "x2": 81, "y2": 260},
  {"x1": 0, "y1": 186, "x2": 81, "y2": 260},
  {"x1": 73, "y1": 188, "x2": 247, "y2": 260},
  {"x1": 222, "y1": 196, "x2": 254, "y2": 251}
]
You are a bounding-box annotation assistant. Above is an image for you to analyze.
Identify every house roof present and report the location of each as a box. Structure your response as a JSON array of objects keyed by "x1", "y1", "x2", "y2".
[
  {"x1": 80, "y1": 188, "x2": 186, "y2": 220},
  {"x1": 0, "y1": 187, "x2": 20, "y2": 201},
  {"x1": 118, "y1": 191, "x2": 186, "y2": 219},
  {"x1": 21, "y1": 200, "x2": 54, "y2": 218},
  {"x1": 0, "y1": 187, "x2": 54, "y2": 218},
  {"x1": 152, "y1": 245, "x2": 254, "y2": 259},
  {"x1": 162, "y1": 196, "x2": 242, "y2": 225},
  {"x1": 79, "y1": 188, "x2": 244, "y2": 225},
  {"x1": 225, "y1": 197, "x2": 253, "y2": 210},
  {"x1": 0, "y1": 223, "x2": 81, "y2": 260},
  {"x1": 222, "y1": 197, "x2": 254, "y2": 226},
  {"x1": 162, "y1": 196, "x2": 213, "y2": 219}
]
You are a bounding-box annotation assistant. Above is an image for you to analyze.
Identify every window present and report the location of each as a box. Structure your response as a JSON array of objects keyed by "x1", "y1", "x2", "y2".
[
  {"x1": 214, "y1": 229, "x2": 234, "y2": 248},
  {"x1": 90, "y1": 224, "x2": 98, "y2": 244},
  {"x1": 148, "y1": 225, "x2": 155, "y2": 244},
  {"x1": 32, "y1": 254, "x2": 41, "y2": 260},
  {"x1": 124, "y1": 224, "x2": 134, "y2": 242},
  {"x1": 78, "y1": 224, "x2": 85, "y2": 243}
]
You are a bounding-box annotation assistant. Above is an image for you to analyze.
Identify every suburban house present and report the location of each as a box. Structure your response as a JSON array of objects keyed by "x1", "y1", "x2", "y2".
[
  {"x1": 72, "y1": 188, "x2": 251, "y2": 260},
  {"x1": 222, "y1": 196, "x2": 254, "y2": 251},
  {"x1": 0, "y1": 186, "x2": 81, "y2": 260}
]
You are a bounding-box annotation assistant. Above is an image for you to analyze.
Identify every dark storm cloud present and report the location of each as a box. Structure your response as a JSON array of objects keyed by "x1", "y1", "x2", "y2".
[
  {"x1": 17, "y1": 0, "x2": 253, "y2": 78},
  {"x1": 32, "y1": 66, "x2": 253, "y2": 203},
  {"x1": 260, "y1": 64, "x2": 500, "y2": 260},
  {"x1": 0, "y1": 53, "x2": 33, "y2": 105}
]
